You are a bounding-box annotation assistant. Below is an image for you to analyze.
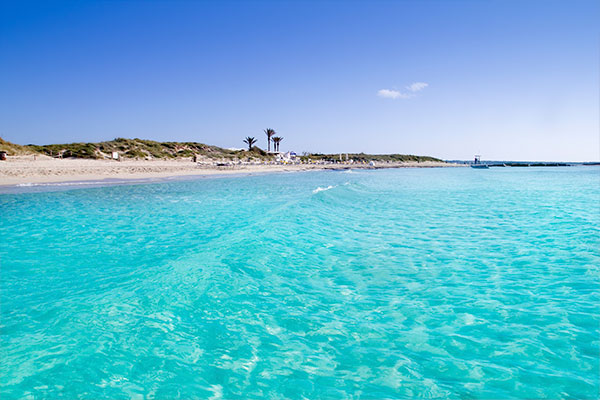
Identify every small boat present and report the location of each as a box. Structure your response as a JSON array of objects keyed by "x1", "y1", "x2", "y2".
[{"x1": 471, "y1": 155, "x2": 489, "y2": 169}]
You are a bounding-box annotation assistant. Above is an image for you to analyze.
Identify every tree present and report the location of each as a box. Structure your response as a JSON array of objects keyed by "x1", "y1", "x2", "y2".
[
  {"x1": 243, "y1": 136, "x2": 257, "y2": 151},
  {"x1": 272, "y1": 136, "x2": 283, "y2": 152},
  {"x1": 264, "y1": 128, "x2": 276, "y2": 152}
]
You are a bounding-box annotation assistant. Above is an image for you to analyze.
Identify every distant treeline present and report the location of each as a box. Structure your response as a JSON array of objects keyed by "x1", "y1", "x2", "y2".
[{"x1": 302, "y1": 153, "x2": 442, "y2": 163}]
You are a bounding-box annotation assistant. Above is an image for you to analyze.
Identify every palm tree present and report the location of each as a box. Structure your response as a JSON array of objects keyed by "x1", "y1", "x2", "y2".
[
  {"x1": 264, "y1": 128, "x2": 276, "y2": 152},
  {"x1": 243, "y1": 136, "x2": 257, "y2": 151},
  {"x1": 272, "y1": 136, "x2": 283, "y2": 152}
]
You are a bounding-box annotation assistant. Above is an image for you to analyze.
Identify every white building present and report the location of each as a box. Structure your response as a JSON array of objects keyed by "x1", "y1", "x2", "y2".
[{"x1": 276, "y1": 151, "x2": 298, "y2": 164}]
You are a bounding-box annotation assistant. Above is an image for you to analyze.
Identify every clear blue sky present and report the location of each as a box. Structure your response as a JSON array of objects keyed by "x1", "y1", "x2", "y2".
[{"x1": 1, "y1": 0, "x2": 598, "y2": 161}]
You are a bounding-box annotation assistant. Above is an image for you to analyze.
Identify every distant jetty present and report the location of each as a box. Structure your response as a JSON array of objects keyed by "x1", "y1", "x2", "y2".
[{"x1": 448, "y1": 160, "x2": 594, "y2": 167}]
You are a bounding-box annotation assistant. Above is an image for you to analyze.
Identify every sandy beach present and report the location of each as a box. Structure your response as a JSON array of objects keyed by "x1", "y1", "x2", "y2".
[{"x1": 0, "y1": 155, "x2": 461, "y2": 186}]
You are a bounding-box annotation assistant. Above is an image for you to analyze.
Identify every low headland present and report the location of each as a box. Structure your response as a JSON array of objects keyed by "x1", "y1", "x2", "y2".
[{"x1": 0, "y1": 137, "x2": 457, "y2": 186}]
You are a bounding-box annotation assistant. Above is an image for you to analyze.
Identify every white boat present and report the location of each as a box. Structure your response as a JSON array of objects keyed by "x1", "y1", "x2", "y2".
[{"x1": 471, "y1": 155, "x2": 489, "y2": 169}]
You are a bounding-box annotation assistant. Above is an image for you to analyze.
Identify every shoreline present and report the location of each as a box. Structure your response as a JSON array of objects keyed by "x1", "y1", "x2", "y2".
[{"x1": 0, "y1": 157, "x2": 461, "y2": 188}]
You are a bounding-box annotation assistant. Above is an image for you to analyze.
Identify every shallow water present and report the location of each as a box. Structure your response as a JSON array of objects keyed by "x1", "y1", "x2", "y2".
[{"x1": 1, "y1": 167, "x2": 599, "y2": 399}]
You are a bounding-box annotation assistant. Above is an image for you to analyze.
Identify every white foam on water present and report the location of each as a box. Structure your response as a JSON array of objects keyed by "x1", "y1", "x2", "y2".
[
  {"x1": 208, "y1": 384, "x2": 223, "y2": 400},
  {"x1": 16, "y1": 181, "x2": 111, "y2": 187},
  {"x1": 313, "y1": 185, "x2": 335, "y2": 193}
]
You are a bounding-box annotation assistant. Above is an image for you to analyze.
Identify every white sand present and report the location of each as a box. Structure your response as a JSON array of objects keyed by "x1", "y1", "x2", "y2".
[{"x1": 0, "y1": 155, "x2": 462, "y2": 186}]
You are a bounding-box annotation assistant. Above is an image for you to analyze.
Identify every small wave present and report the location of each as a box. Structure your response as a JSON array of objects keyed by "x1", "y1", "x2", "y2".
[
  {"x1": 16, "y1": 181, "x2": 109, "y2": 187},
  {"x1": 313, "y1": 185, "x2": 336, "y2": 193}
]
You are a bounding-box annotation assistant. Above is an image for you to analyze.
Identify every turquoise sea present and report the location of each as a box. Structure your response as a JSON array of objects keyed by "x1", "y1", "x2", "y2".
[{"x1": 1, "y1": 167, "x2": 599, "y2": 399}]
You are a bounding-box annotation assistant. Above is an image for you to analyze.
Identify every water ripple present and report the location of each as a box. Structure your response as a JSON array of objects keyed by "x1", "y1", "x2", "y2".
[{"x1": 1, "y1": 167, "x2": 599, "y2": 399}]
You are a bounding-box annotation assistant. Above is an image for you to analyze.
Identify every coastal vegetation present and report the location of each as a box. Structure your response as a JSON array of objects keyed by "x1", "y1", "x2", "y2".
[
  {"x1": 272, "y1": 136, "x2": 283, "y2": 152},
  {"x1": 0, "y1": 137, "x2": 270, "y2": 161},
  {"x1": 264, "y1": 128, "x2": 276, "y2": 152},
  {"x1": 243, "y1": 136, "x2": 257, "y2": 151},
  {"x1": 301, "y1": 152, "x2": 442, "y2": 163},
  {"x1": 0, "y1": 138, "x2": 32, "y2": 155},
  {"x1": 0, "y1": 137, "x2": 443, "y2": 163}
]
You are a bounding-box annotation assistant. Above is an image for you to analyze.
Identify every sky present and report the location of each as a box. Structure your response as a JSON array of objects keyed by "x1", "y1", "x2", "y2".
[{"x1": 1, "y1": 0, "x2": 598, "y2": 161}]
